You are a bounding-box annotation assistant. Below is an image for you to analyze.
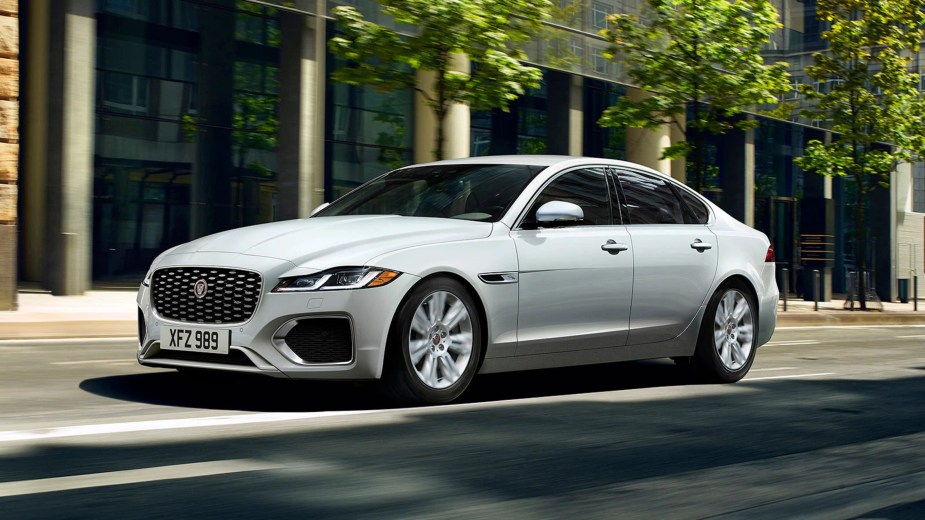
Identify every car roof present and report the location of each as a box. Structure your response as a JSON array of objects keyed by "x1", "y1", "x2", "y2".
[{"x1": 410, "y1": 155, "x2": 582, "y2": 168}]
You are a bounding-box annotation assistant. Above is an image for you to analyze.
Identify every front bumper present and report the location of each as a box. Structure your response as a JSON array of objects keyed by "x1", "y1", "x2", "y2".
[{"x1": 137, "y1": 256, "x2": 418, "y2": 380}]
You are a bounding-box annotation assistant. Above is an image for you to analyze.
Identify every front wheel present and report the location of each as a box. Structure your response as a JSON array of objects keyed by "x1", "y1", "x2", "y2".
[
  {"x1": 384, "y1": 277, "x2": 482, "y2": 404},
  {"x1": 694, "y1": 281, "x2": 757, "y2": 383}
]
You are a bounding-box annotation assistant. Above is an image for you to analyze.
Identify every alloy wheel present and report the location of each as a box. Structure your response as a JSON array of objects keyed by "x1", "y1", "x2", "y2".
[
  {"x1": 407, "y1": 290, "x2": 474, "y2": 389},
  {"x1": 712, "y1": 289, "x2": 754, "y2": 371}
]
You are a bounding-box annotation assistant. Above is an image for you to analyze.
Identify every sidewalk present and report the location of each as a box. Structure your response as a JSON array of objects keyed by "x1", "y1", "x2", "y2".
[
  {"x1": 0, "y1": 290, "x2": 138, "y2": 340},
  {"x1": 775, "y1": 296, "x2": 925, "y2": 327},
  {"x1": 2, "y1": 290, "x2": 925, "y2": 340}
]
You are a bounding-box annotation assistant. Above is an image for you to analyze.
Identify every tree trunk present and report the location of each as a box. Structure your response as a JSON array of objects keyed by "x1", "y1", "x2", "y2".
[{"x1": 435, "y1": 109, "x2": 445, "y2": 161}]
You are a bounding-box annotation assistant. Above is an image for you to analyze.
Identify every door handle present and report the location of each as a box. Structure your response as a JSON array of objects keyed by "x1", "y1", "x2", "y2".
[
  {"x1": 602, "y1": 239, "x2": 629, "y2": 254},
  {"x1": 691, "y1": 239, "x2": 713, "y2": 252}
]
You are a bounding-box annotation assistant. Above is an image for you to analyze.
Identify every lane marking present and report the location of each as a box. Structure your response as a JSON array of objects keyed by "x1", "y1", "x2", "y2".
[
  {"x1": 745, "y1": 372, "x2": 835, "y2": 381},
  {"x1": 0, "y1": 337, "x2": 136, "y2": 346},
  {"x1": 0, "y1": 460, "x2": 282, "y2": 498},
  {"x1": 896, "y1": 335, "x2": 925, "y2": 338},
  {"x1": 750, "y1": 367, "x2": 798, "y2": 372},
  {"x1": 776, "y1": 324, "x2": 925, "y2": 331},
  {"x1": 763, "y1": 340, "x2": 821, "y2": 346},
  {"x1": 51, "y1": 359, "x2": 133, "y2": 366},
  {"x1": 0, "y1": 411, "x2": 384, "y2": 443}
]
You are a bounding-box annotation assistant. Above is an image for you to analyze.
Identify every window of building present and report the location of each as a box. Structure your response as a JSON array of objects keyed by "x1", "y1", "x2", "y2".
[
  {"x1": 591, "y1": 46, "x2": 610, "y2": 76},
  {"x1": 591, "y1": 1, "x2": 614, "y2": 30},
  {"x1": 914, "y1": 162, "x2": 925, "y2": 213},
  {"x1": 93, "y1": 1, "x2": 283, "y2": 280},
  {"x1": 325, "y1": 50, "x2": 413, "y2": 200}
]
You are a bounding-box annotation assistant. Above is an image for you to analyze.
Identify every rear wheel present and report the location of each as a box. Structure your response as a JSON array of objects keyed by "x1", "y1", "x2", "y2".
[
  {"x1": 695, "y1": 281, "x2": 757, "y2": 383},
  {"x1": 384, "y1": 277, "x2": 482, "y2": 404}
]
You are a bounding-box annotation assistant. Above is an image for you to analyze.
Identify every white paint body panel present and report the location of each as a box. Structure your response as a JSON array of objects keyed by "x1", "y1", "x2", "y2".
[{"x1": 513, "y1": 226, "x2": 633, "y2": 354}]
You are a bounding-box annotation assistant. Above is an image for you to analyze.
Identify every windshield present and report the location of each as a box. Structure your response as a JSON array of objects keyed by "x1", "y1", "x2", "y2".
[{"x1": 316, "y1": 164, "x2": 545, "y2": 222}]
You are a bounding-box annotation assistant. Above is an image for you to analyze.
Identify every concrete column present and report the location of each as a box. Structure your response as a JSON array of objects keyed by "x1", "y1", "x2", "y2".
[
  {"x1": 278, "y1": 0, "x2": 326, "y2": 217},
  {"x1": 44, "y1": 0, "x2": 95, "y2": 295},
  {"x1": 625, "y1": 88, "x2": 671, "y2": 175},
  {"x1": 21, "y1": 0, "x2": 48, "y2": 286},
  {"x1": 718, "y1": 121, "x2": 755, "y2": 227},
  {"x1": 414, "y1": 54, "x2": 470, "y2": 163},
  {"x1": 547, "y1": 71, "x2": 582, "y2": 155},
  {"x1": 0, "y1": 0, "x2": 18, "y2": 310}
]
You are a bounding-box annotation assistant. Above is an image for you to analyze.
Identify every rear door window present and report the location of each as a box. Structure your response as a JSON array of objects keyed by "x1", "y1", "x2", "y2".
[{"x1": 615, "y1": 169, "x2": 685, "y2": 225}]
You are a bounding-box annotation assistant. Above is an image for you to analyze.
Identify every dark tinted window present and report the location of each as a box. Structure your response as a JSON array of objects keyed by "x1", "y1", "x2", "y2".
[
  {"x1": 523, "y1": 168, "x2": 612, "y2": 227},
  {"x1": 616, "y1": 169, "x2": 685, "y2": 225},
  {"x1": 676, "y1": 186, "x2": 710, "y2": 224}
]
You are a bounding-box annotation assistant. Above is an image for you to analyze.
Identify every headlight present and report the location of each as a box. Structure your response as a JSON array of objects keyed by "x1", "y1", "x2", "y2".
[{"x1": 273, "y1": 267, "x2": 401, "y2": 292}]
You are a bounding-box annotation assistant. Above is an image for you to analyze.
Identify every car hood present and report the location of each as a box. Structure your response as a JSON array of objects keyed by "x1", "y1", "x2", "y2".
[{"x1": 166, "y1": 216, "x2": 494, "y2": 269}]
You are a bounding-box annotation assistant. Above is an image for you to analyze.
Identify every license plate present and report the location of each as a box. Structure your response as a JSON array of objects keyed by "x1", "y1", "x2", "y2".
[{"x1": 161, "y1": 326, "x2": 230, "y2": 355}]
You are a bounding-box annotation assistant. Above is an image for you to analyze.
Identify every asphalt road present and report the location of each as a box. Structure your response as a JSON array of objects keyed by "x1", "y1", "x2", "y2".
[{"x1": 1, "y1": 325, "x2": 924, "y2": 519}]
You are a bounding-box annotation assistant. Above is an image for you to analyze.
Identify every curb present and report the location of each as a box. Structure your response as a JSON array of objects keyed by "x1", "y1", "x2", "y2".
[{"x1": 776, "y1": 312, "x2": 925, "y2": 327}]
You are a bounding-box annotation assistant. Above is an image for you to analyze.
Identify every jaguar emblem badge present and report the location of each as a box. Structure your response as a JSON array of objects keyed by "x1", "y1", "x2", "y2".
[{"x1": 193, "y1": 279, "x2": 208, "y2": 299}]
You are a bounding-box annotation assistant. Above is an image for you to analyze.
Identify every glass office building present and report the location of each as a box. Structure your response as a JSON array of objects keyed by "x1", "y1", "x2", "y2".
[{"x1": 14, "y1": 0, "x2": 925, "y2": 301}]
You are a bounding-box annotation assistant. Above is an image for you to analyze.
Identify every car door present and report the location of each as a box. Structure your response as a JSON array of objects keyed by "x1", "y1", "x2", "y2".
[
  {"x1": 512, "y1": 167, "x2": 634, "y2": 355},
  {"x1": 614, "y1": 168, "x2": 718, "y2": 345}
]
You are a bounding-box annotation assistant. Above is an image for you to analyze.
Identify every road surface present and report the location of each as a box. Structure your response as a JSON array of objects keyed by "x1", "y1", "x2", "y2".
[{"x1": 1, "y1": 325, "x2": 924, "y2": 518}]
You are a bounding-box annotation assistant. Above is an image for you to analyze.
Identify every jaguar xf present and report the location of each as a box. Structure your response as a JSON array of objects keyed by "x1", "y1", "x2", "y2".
[{"x1": 137, "y1": 156, "x2": 777, "y2": 403}]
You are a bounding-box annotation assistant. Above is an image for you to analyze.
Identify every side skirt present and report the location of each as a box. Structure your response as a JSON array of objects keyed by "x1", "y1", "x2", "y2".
[{"x1": 479, "y1": 305, "x2": 704, "y2": 374}]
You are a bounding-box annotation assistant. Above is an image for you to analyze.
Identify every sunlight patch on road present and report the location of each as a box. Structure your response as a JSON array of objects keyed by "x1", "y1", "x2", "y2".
[
  {"x1": 0, "y1": 460, "x2": 283, "y2": 498},
  {"x1": 0, "y1": 411, "x2": 388, "y2": 443},
  {"x1": 745, "y1": 372, "x2": 835, "y2": 381}
]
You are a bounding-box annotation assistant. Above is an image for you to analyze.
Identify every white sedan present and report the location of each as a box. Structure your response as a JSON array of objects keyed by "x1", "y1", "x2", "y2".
[{"x1": 137, "y1": 156, "x2": 777, "y2": 403}]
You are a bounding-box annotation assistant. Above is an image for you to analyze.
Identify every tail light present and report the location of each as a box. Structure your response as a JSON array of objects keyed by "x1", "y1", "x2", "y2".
[{"x1": 765, "y1": 245, "x2": 775, "y2": 262}]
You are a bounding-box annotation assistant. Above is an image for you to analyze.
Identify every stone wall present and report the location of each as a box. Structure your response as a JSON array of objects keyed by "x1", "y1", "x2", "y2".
[{"x1": 0, "y1": 0, "x2": 17, "y2": 310}]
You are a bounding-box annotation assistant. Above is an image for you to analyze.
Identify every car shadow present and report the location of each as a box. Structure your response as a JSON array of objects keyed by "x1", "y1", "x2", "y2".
[{"x1": 79, "y1": 359, "x2": 699, "y2": 412}]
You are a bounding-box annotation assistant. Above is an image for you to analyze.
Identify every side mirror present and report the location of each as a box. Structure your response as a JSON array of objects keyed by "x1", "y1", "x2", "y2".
[
  {"x1": 536, "y1": 201, "x2": 584, "y2": 224},
  {"x1": 310, "y1": 202, "x2": 330, "y2": 216}
]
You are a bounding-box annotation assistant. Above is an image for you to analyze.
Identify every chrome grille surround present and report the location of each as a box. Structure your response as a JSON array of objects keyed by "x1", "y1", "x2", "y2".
[{"x1": 151, "y1": 267, "x2": 263, "y2": 324}]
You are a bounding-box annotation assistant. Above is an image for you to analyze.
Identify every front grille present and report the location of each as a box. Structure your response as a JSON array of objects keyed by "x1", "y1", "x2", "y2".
[
  {"x1": 151, "y1": 267, "x2": 262, "y2": 324},
  {"x1": 284, "y1": 319, "x2": 353, "y2": 364}
]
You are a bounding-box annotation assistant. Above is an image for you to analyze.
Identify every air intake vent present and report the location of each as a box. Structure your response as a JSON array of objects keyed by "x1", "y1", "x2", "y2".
[
  {"x1": 284, "y1": 319, "x2": 353, "y2": 364},
  {"x1": 151, "y1": 267, "x2": 262, "y2": 324}
]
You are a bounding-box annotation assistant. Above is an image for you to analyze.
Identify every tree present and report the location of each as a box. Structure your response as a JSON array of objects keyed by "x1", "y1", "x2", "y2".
[
  {"x1": 598, "y1": 0, "x2": 791, "y2": 193},
  {"x1": 794, "y1": 0, "x2": 925, "y2": 310},
  {"x1": 329, "y1": 0, "x2": 551, "y2": 161}
]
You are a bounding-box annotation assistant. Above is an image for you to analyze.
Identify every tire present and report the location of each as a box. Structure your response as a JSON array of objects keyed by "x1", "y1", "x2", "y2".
[
  {"x1": 694, "y1": 280, "x2": 757, "y2": 383},
  {"x1": 384, "y1": 277, "x2": 482, "y2": 404}
]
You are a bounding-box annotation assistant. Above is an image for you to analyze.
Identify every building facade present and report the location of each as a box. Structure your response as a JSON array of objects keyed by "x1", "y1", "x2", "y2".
[{"x1": 2, "y1": 0, "x2": 924, "y2": 308}]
